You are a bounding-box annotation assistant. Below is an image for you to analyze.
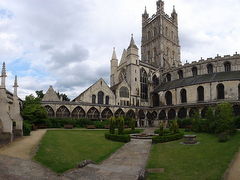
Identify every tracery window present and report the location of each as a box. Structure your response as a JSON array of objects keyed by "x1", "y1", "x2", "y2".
[
  {"x1": 224, "y1": 62, "x2": 231, "y2": 72},
  {"x1": 217, "y1": 83, "x2": 225, "y2": 99},
  {"x1": 101, "y1": 108, "x2": 113, "y2": 119},
  {"x1": 140, "y1": 68, "x2": 148, "y2": 100},
  {"x1": 207, "y1": 64, "x2": 213, "y2": 74},
  {"x1": 87, "y1": 107, "x2": 99, "y2": 120},
  {"x1": 45, "y1": 105, "x2": 54, "y2": 118},
  {"x1": 152, "y1": 75, "x2": 159, "y2": 86},
  {"x1": 119, "y1": 87, "x2": 129, "y2": 98},
  {"x1": 56, "y1": 106, "x2": 70, "y2": 118},
  {"x1": 72, "y1": 106, "x2": 85, "y2": 119},
  {"x1": 98, "y1": 91, "x2": 104, "y2": 104},
  {"x1": 115, "y1": 109, "x2": 125, "y2": 117}
]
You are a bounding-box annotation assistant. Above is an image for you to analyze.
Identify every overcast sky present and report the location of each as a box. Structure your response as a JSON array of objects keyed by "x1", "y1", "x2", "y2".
[{"x1": 0, "y1": 0, "x2": 240, "y2": 99}]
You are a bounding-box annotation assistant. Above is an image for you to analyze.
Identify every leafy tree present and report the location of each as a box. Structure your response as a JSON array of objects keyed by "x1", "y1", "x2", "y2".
[
  {"x1": 57, "y1": 92, "x2": 70, "y2": 101},
  {"x1": 35, "y1": 90, "x2": 44, "y2": 99}
]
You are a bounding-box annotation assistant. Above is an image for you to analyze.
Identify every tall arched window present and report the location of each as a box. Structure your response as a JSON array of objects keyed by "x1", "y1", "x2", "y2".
[
  {"x1": 140, "y1": 68, "x2": 148, "y2": 100},
  {"x1": 224, "y1": 62, "x2": 231, "y2": 72},
  {"x1": 152, "y1": 75, "x2": 159, "y2": 86},
  {"x1": 197, "y1": 86, "x2": 204, "y2": 102},
  {"x1": 152, "y1": 93, "x2": 159, "y2": 107},
  {"x1": 166, "y1": 73, "x2": 171, "y2": 82},
  {"x1": 119, "y1": 87, "x2": 129, "y2": 98},
  {"x1": 217, "y1": 83, "x2": 225, "y2": 99},
  {"x1": 92, "y1": 95, "x2": 96, "y2": 104},
  {"x1": 180, "y1": 89, "x2": 187, "y2": 103},
  {"x1": 105, "y1": 96, "x2": 109, "y2": 105},
  {"x1": 45, "y1": 105, "x2": 54, "y2": 118},
  {"x1": 98, "y1": 91, "x2": 104, "y2": 104},
  {"x1": 72, "y1": 106, "x2": 85, "y2": 119},
  {"x1": 159, "y1": 110, "x2": 166, "y2": 120},
  {"x1": 207, "y1": 64, "x2": 213, "y2": 74},
  {"x1": 165, "y1": 91, "x2": 172, "y2": 105},
  {"x1": 101, "y1": 108, "x2": 113, "y2": 119},
  {"x1": 192, "y1": 67, "x2": 198, "y2": 77},
  {"x1": 87, "y1": 107, "x2": 99, "y2": 120},
  {"x1": 178, "y1": 70, "x2": 183, "y2": 79}
]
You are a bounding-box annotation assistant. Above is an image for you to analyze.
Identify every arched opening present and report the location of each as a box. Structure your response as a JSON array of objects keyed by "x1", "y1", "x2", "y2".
[
  {"x1": 192, "y1": 67, "x2": 198, "y2": 77},
  {"x1": 159, "y1": 110, "x2": 166, "y2": 120},
  {"x1": 233, "y1": 105, "x2": 240, "y2": 117},
  {"x1": 152, "y1": 93, "x2": 160, "y2": 107},
  {"x1": 165, "y1": 91, "x2": 172, "y2": 105},
  {"x1": 126, "y1": 110, "x2": 135, "y2": 119},
  {"x1": 178, "y1": 108, "x2": 187, "y2": 119},
  {"x1": 197, "y1": 86, "x2": 204, "y2": 102},
  {"x1": 56, "y1": 106, "x2": 70, "y2": 118},
  {"x1": 152, "y1": 75, "x2": 159, "y2": 86},
  {"x1": 101, "y1": 108, "x2": 113, "y2": 119},
  {"x1": 72, "y1": 106, "x2": 85, "y2": 119},
  {"x1": 87, "y1": 107, "x2": 100, "y2": 120},
  {"x1": 217, "y1": 83, "x2": 225, "y2": 99},
  {"x1": 166, "y1": 73, "x2": 171, "y2": 82},
  {"x1": 105, "y1": 96, "x2": 109, "y2": 105},
  {"x1": 201, "y1": 107, "x2": 208, "y2": 118},
  {"x1": 224, "y1": 61, "x2": 231, "y2": 72},
  {"x1": 178, "y1": 70, "x2": 183, "y2": 79},
  {"x1": 152, "y1": 111, "x2": 157, "y2": 120},
  {"x1": 207, "y1": 64, "x2": 213, "y2": 74},
  {"x1": 115, "y1": 109, "x2": 125, "y2": 117},
  {"x1": 138, "y1": 110, "x2": 145, "y2": 119},
  {"x1": 189, "y1": 108, "x2": 197, "y2": 118},
  {"x1": 119, "y1": 86, "x2": 129, "y2": 98},
  {"x1": 238, "y1": 84, "x2": 240, "y2": 100},
  {"x1": 180, "y1": 89, "x2": 187, "y2": 103},
  {"x1": 98, "y1": 91, "x2": 104, "y2": 104},
  {"x1": 140, "y1": 68, "x2": 148, "y2": 100},
  {"x1": 168, "y1": 109, "x2": 176, "y2": 120},
  {"x1": 92, "y1": 95, "x2": 96, "y2": 104},
  {"x1": 45, "y1": 105, "x2": 55, "y2": 118}
]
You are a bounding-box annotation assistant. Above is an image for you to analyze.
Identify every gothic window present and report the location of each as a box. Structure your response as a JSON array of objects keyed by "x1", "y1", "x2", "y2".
[
  {"x1": 98, "y1": 91, "x2": 104, "y2": 104},
  {"x1": 192, "y1": 67, "x2": 198, "y2": 77},
  {"x1": 178, "y1": 108, "x2": 187, "y2": 119},
  {"x1": 126, "y1": 110, "x2": 135, "y2": 118},
  {"x1": 92, "y1": 95, "x2": 96, "y2": 104},
  {"x1": 119, "y1": 86, "x2": 129, "y2": 98},
  {"x1": 166, "y1": 73, "x2": 171, "y2": 82},
  {"x1": 197, "y1": 86, "x2": 204, "y2": 102},
  {"x1": 115, "y1": 108, "x2": 125, "y2": 117},
  {"x1": 165, "y1": 91, "x2": 172, "y2": 105},
  {"x1": 152, "y1": 93, "x2": 160, "y2": 107},
  {"x1": 140, "y1": 68, "x2": 148, "y2": 100},
  {"x1": 87, "y1": 107, "x2": 99, "y2": 120},
  {"x1": 101, "y1": 108, "x2": 113, "y2": 119},
  {"x1": 180, "y1": 89, "x2": 187, "y2": 103},
  {"x1": 224, "y1": 62, "x2": 231, "y2": 72},
  {"x1": 159, "y1": 110, "x2": 166, "y2": 120},
  {"x1": 56, "y1": 106, "x2": 70, "y2": 118},
  {"x1": 119, "y1": 69, "x2": 127, "y2": 82},
  {"x1": 217, "y1": 83, "x2": 225, "y2": 99},
  {"x1": 105, "y1": 96, "x2": 109, "y2": 105},
  {"x1": 178, "y1": 70, "x2": 183, "y2": 79},
  {"x1": 152, "y1": 75, "x2": 159, "y2": 86},
  {"x1": 168, "y1": 109, "x2": 176, "y2": 120},
  {"x1": 207, "y1": 64, "x2": 213, "y2": 74},
  {"x1": 45, "y1": 105, "x2": 54, "y2": 118},
  {"x1": 72, "y1": 106, "x2": 85, "y2": 119}
]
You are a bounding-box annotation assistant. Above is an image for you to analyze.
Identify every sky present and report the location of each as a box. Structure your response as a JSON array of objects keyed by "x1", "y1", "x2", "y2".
[{"x1": 0, "y1": 0, "x2": 240, "y2": 100}]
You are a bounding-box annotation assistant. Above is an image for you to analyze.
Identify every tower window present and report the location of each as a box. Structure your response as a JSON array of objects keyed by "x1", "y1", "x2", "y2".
[
  {"x1": 207, "y1": 64, "x2": 213, "y2": 74},
  {"x1": 119, "y1": 86, "x2": 129, "y2": 98},
  {"x1": 224, "y1": 62, "x2": 231, "y2": 72}
]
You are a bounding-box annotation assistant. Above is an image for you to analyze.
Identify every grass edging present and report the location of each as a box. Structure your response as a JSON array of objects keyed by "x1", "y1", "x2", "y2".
[{"x1": 152, "y1": 132, "x2": 184, "y2": 144}]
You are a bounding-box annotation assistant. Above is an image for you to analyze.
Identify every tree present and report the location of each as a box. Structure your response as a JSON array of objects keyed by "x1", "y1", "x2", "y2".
[
  {"x1": 109, "y1": 117, "x2": 116, "y2": 134},
  {"x1": 35, "y1": 90, "x2": 44, "y2": 99},
  {"x1": 57, "y1": 92, "x2": 70, "y2": 101}
]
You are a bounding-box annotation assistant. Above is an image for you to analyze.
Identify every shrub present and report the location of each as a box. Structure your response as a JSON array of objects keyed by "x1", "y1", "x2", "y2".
[
  {"x1": 159, "y1": 121, "x2": 164, "y2": 136},
  {"x1": 117, "y1": 116, "x2": 124, "y2": 135},
  {"x1": 170, "y1": 120, "x2": 179, "y2": 134},
  {"x1": 234, "y1": 116, "x2": 240, "y2": 129},
  {"x1": 154, "y1": 128, "x2": 171, "y2": 135},
  {"x1": 152, "y1": 132, "x2": 184, "y2": 144},
  {"x1": 177, "y1": 118, "x2": 192, "y2": 128},
  {"x1": 218, "y1": 132, "x2": 230, "y2": 143},
  {"x1": 105, "y1": 133, "x2": 130, "y2": 143},
  {"x1": 123, "y1": 129, "x2": 143, "y2": 134},
  {"x1": 23, "y1": 121, "x2": 32, "y2": 136},
  {"x1": 109, "y1": 117, "x2": 116, "y2": 134},
  {"x1": 130, "y1": 118, "x2": 135, "y2": 131}
]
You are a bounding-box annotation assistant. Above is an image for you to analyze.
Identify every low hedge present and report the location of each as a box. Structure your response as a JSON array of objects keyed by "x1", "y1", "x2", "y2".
[
  {"x1": 154, "y1": 129, "x2": 171, "y2": 135},
  {"x1": 152, "y1": 132, "x2": 184, "y2": 144},
  {"x1": 123, "y1": 129, "x2": 143, "y2": 134},
  {"x1": 105, "y1": 133, "x2": 130, "y2": 143}
]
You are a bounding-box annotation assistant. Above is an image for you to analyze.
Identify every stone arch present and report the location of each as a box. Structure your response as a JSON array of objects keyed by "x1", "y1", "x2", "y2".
[
  {"x1": 201, "y1": 107, "x2": 208, "y2": 118},
  {"x1": 192, "y1": 67, "x2": 198, "y2": 77},
  {"x1": 115, "y1": 108, "x2": 125, "y2": 117},
  {"x1": 166, "y1": 73, "x2": 171, "y2": 82},
  {"x1": 72, "y1": 106, "x2": 85, "y2": 119},
  {"x1": 152, "y1": 93, "x2": 160, "y2": 107},
  {"x1": 159, "y1": 110, "x2": 166, "y2": 120},
  {"x1": 45, "y1": 105, "x2": 55, "y2": 118},
  {"x1": 233, "y1": 105, "x2": 240, "y2": 117},
  {"x1": 152, "y1": 111, "x2": 157, "y2": 120},
  {"x1": 101, "y1": 108, "x2": 113, "y2": 119},
  {"x1": 197, "y1": 86, "x2": 204, "y2": 102},
  {"x1": 207, "y1": 64, "x2": 213, "y2": 74},
  {"x1": 189, "y1": 108, "x2": 197, "y2": 118},
  {"x1": 180, "y1": 89, "x2": 187, "y2": 103},
  {"x1": 217, "y1": 83, "x2": 225, "y2": 99},
  {"x1": 168, "y1": 109, "x2": 176, "y2": 120},
  {"x1": 87, "y1": 107, "x2": 100, "y2": 120},
  {"x1": 126, "y1": 110, "x2": 135, "y2": 119},
  {"x1": 224, "y1": 61, "x2": 231, "y2": 72},
  {"x1": 138, "y1": 110, "x2": 145, "y2": 119},
  {"x1": 56, "y1": 106, "x2": 70, "y2": 118},
  {"x1": 146, "y1": 112, "x2": 153, "y2": 120},
  {"x1": 178, "y1": 108, "x2": 187, "y2": 119},
  {"x1": 165, "y1": 91, "x2": 172, "y2": 105},
  {"x1": 98, "y1": 91, "x2": 104, "y2": 104}
]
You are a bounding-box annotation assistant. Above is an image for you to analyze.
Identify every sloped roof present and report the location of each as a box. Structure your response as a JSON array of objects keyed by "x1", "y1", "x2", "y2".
[
  {"x1": 154, "y1": 71, "x2": 240, "y2": 92},
  {"x1": 42, "y1": 86, "x2": 60, "y2": 102}
]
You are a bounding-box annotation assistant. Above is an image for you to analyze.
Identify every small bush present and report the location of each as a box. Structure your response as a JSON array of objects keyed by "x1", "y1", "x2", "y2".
[
  {"x1": 117, "y1": 117, "x2": 124, "y2": 135},
  {"x1": 23, "y1": 121, "x2": 32, "y2": 136},
  {"x1": 130, "y1": 118, "x2": 136, "y2": 131},
  {"x1": 152, "y1": 132, "x2": 184, "y2": 144},
  {"x1": 123, "y1": 129, "x2": 143, "y2": 134},
  {"x1": 154, "y1": 129, "x2": 171, "y2": 135},
  {"x1": 159, "y1": 121, "x2": 164, "y2": 136},
  {"x1": 218, "y1": 132, "x2": 230, "y2": 143},
  {"x1": 109, "y1": 117, "x2": 115, "y2": 134},
  {"x1": 177, "y1": 118, "x2": 192, "y2": 128},
  {"x1": 105, "y1": 133, "x2": 130, "y2": 143},
  {"x1": 234, "y1": 116, "x2": 240, "y2": 129}
]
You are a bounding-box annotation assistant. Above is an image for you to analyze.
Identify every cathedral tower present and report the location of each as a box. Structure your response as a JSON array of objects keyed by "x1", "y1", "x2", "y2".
[{"x1": 141, "y1": 0, "x2": 181, "y2": 68}]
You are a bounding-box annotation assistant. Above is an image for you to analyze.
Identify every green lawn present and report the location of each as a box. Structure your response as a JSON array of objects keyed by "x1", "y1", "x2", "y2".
[
  {"x1": 34, "y1": 130, "x2": 124, "y2": 173},
  {"x1": 147, "y1": 132, "x2": 240, "y2": 180}
]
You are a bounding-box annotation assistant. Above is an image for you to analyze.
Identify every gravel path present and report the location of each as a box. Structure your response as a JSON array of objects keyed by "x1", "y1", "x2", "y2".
[
  {"x1": 225, "y1": 149, "x2": 240, "y2": 180},
  {"x1": 0, "y1": 129, "x2": 47, "y2": 160}
]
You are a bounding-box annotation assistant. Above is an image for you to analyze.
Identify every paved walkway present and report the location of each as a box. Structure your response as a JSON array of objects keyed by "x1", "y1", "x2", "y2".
[
  {"x1": 0, "y1": 129, "x2": 47, "y2": 159},
  {"x1": 225, "y1": 149, "x2": 240, "y2": 180}
]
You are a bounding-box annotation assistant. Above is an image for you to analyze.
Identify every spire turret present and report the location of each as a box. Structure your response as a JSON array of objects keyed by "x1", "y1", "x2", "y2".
[
  {"x1": 1, "y1": 62, "x2": 7, "y2": 88},
  {"x1": 111, "y1": 47, "x2": 117, "y2": 60},
  {"x1": 13, "y1": 75, "x2": 18, "y2": 96},
  {"x1": 128, "y1": 34, "x2": 138, "y2": 50},
  {"x1": 142, "y1": 6, "x2": 149, "y2": 20},
  {"x1": 171, "y1": 5, "x2": 178, "y2": 24},
  {"x1": 156, "y1": 0, "x2": 164, "y2": 12}
]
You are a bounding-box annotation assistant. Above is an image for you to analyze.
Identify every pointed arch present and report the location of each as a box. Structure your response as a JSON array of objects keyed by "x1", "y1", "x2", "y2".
[
  {"x1": 101, "y1": 108, "x2": 113, "y2": 119},
  {"x1": 168, "y1": 109, "x2": 176, "y2": 120},
  {"x1": 45, "y1": 105, "x2": 55, "y2": 118},
  {"x1": 201, "y1": 107, "x2": 208, "y2": 118},
  {"x1": 178, "y1": 70, "x2": 183, "y2": 79},
  {"x1": 115, "y1": 108, "x2": 125, "y2": 117},
  {"x1": 224, "y1": 61, "x2": 231, "y2": 72},
  {"x1": 192, "y1": 67, "x2": 198, "y2": 77},
  {"x1": 92, "y1": 95, "x2": 96, "y2": 104},
  {"x1": 159, "y1": 110, "x2": 166, "y2": 120},
  {"x1": 217, "y1": 83, "x2": 225, "y2": 99},
  {"x1": 180, "y1": 89, "x2": 187, "y2": 103},
  {"x1": 147, "y1": 112, "x2": 153, "y2": 120},
  {"x1": 98, "y1": 91, "x2": 104, "y2": 104},
  {"x1": 119, "y1": 87, "x2": 129, "y2": 98},
  {"x1": 152, "y1": 93, "x2": 160, "y2": 107},
  {"x1": 140, "y1": 68, "x2": 148, "y2": 100},
  {"x1": 138, "y1": 110, "x2": 145, "y2": 119},
  {"x1": 126, "y1": 110, "x2": 135, "y2": 119},
  {"x1": 197, "y1": 86, "x2": 204, "y2": 102},
  {"x1": 165, "y1": 91, "x2": 172, "y2": 105},
  {"x1": 56, "y1": 106, "x2": 70, "y2": 118},
  {"x1": 105, "y1": 96, "x2": 110, "y2": 105},
  {"x1": 72, "y1": 106, "x2": 85, "y2": 119},
  {"x1": 87, "y1": 107, "x2": 100, "y2": 120},
  {"x1": 189, "y1": 108, "x2": 197, "y2": 118},
  {"x1": 178, "y1": 108, "x2": 187, "y2": 119},
  {"x1": 152, "y1": 111, "x2": 157, "y2": 120}
]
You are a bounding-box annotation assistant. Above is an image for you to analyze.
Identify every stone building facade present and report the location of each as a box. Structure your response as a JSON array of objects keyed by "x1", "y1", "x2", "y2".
[
  {"x1": 42, "y1": 0, "x2": 240, "y2": 127},
  {"x1": 0, "y1": 63, "x2": 23, "y2": 146}
]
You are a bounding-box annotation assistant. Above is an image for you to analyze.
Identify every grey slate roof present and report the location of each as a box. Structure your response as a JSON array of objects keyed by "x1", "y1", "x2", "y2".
[{"x1": 154, "y1": 71, "x2": 240, "y2": 92}]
